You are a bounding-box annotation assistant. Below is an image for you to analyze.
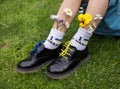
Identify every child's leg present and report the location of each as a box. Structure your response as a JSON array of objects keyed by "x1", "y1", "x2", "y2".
[
  {"x1": 71, "y1": 0, "x2": 109, "y2": 51},
  {"x1": 86, "y1": 0, "x2": 109, "y2": 27},
  {"x1": 44, "y1": 0, "x2": 82, "y2": 49},
  {"x1": 54, "y1": 0, "x2": 82, "y2": 32},
  {"x1": 46, "y1": 0, "x2": 110, "y2": 79}
]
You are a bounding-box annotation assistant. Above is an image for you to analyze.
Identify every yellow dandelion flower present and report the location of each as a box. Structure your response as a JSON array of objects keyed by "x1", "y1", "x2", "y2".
[{"x1": 78, "y1": 13, "x2": 92, "y2": 27}]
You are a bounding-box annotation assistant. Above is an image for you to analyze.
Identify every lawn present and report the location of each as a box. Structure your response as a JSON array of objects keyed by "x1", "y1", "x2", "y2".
[{"x1": 0, "y1": 0, "x2": 120, "y2": 89}]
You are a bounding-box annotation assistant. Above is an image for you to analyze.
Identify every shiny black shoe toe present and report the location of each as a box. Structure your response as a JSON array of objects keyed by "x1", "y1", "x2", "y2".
[
  {"x1": 16, "y1": 40, "x2": 62, "y2": 73},
  {"x1": 46, "y1": 41, "x2": 90, "y2": 79}
]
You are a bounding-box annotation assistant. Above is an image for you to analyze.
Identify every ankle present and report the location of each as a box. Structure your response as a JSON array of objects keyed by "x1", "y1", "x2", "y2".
[{"x1": 44, "y1": 28, "x2": 64, "y2": 49}]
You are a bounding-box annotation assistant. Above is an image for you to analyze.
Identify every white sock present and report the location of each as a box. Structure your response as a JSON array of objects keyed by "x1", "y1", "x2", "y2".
[
  {"x1": 71, "y1": 27, "x2": 93, "y2": 51},
  {"x1": 44, "y1": 28, "x2": 64, "y2": 49}
]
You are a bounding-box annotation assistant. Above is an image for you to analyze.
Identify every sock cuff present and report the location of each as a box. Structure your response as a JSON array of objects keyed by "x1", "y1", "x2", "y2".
[
  {"x1": 77, "y1": 27, "x2": 92, "y2": 37},
  {"x1": 50, "y1": 28, "x2": 65, "y2": 37}
]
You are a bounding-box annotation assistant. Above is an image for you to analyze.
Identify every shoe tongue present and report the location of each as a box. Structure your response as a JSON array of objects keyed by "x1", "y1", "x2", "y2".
[
  {"x1": 64, "y1": 45, "x2": 76, "y2": 60},
  {"x1": 69, "y1": 45, "x2": 77, "y2": 51}
]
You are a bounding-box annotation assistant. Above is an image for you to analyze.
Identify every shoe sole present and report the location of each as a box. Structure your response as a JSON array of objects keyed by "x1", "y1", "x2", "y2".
[
  {"x1": 15, "y1": 59, "x2": 54, "y2": 74},
  {"x1": 46, "y1": 54, "x2": 90, "y2": 79}
]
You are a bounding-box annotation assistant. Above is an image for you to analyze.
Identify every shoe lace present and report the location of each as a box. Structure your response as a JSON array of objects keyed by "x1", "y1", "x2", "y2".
[
  {"x1": 30, "y1": 40, "x2": 45, "y2": 56},
  {"x1": 59, "y1": 41, "x2": 73, "y2": 59}
]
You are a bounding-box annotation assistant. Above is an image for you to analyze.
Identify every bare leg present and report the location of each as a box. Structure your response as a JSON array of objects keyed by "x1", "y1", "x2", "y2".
[
  {"x1": 86, "y1": 0, "x2": 109, "y2": 29},
  {"x1": 44, "y1": 0, "x2": 82, "y2": 49},
  {"x1": 53, "y1": 0, "x2": 82, "y2": 32},
  {"x1": 71, "y1": 0, "x2": 109, "y2": 51}
]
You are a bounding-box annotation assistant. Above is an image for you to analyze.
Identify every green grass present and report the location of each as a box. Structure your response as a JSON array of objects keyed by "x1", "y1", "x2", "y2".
[{"x1": 0, "y1": 0, "x2": 120, "y2": 89}]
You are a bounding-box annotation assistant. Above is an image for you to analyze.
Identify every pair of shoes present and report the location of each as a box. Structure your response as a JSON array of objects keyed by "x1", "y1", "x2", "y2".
[{"x1": 16, "y1": 41, "x2": 90, "y2": 79}]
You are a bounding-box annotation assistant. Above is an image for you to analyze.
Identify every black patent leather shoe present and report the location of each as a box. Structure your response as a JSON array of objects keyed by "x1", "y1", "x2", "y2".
[
  {"x1": 16, "y1": 40, "x2": 62, "y2": 73},
  {"x1": 46, "y1": 41, "x2": 90, "y2": 79}
]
